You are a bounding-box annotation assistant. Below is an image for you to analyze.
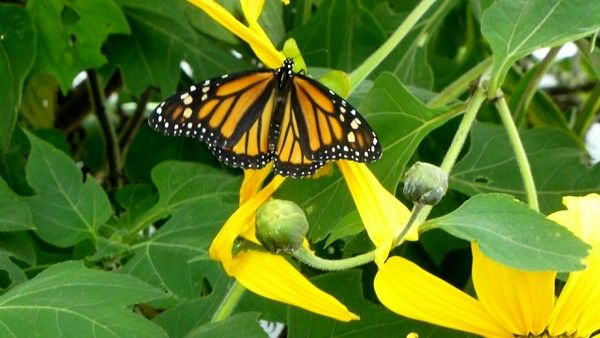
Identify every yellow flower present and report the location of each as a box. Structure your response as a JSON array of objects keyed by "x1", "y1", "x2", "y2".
[
  {"x1": 338, "y1": 161, "x2": 417, "y2": 267},
  {"x1": 188, "y1": 0, "x2": 284, "y2": 68},
  {"x1": 374, "y1": 193, "x2": 600, "y2": 337},
  {"x1": 209, "y1": 166, "x2": 359, "y2": 321}
]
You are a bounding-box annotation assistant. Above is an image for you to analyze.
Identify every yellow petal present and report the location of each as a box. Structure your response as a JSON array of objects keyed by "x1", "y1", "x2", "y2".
[
  {"x1": 471, "y1": 244, "x2": 554, "y2": 336},
  {"x1": 338, "y1": 161, "x2": 414, "y2": 266},
  {"x1": 548, "y1": 194, "x2": 600, "y2": 337},
  {"x1": 209, "y1": 175, "x2": 286, "y2": 266},
  {"x1": 187, "y1": 0, "x2": 284, "y2": 68},
  {"x1": 374, "y1": 256, "x2": 509, "y2": 337},
  {"x1": 230, "y1": 249, "x2": 359, "y2": 321},
  {"x1": 240, "y1": 0, "x2": 264, "y2": 23},
  {"x1": 240, "y1": 165, "x2": 274, "y2": 204}
]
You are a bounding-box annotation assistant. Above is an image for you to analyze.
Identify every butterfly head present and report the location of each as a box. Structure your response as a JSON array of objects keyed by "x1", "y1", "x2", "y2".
[
  {"x1": 276, "y1": 59, "x2": 296, "y2": 89},
  {"x1": 283, "y1": 58, "x2": 295, "y2": 70}
]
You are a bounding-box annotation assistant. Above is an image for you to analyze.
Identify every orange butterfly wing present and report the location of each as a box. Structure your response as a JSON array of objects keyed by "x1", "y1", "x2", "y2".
[
  {"x1": 148, "y1": 70, "x2": 276, "y2": 169},
  {"x1": 271, "y1": 75, "x2": 381, "y2": 176}
]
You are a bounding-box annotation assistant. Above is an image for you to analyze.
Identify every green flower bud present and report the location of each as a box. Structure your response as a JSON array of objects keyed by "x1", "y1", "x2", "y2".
[
  {"x1": 403, "y1": 162, "x2": 448, "y2": 205},
  {"x1": 255, "y1": 199, "x2": 308, "y2": 254}
]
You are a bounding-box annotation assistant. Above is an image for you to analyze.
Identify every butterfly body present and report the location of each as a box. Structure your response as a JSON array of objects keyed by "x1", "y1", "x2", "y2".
[{"x1": 148, "y1": 59, "x2": 381, "y2": 178}]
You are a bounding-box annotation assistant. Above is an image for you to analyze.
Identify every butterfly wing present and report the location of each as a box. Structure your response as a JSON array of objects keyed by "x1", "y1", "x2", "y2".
[
  {"x1": 272, "y1": 74, "x2": 382, "y2": 178},
  {"x1": 148, "y1": 70, "x2": 277, "y2": 169},
  {"x1": 272, "y1": 90, "x2": 325, "y2": 177},
  {"x1": 287, "y1": 74, "x2": 382, "y2": 164}
]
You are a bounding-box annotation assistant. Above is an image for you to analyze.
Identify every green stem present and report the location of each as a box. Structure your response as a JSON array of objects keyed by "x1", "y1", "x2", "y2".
[
  {"x1": 439, "y1": 87, "x2": 486, "y2": 173},
  {"x1": 428, "y1": 57, "x2": 492, "y2": 108},
  {"x1": 393, "y1": 203, "x2": 424, "y2": 246},
  {"x1": 413, "y1": 85, "x2": 487, "y2": 225},
  {"x1": 348, "y1": 0, "x2": 436, "y2": 93},
  {"x1": 495, "y1": 93, "x2": 539, "y2": 211},
  {"x1": 211, "y1": 281, "x2": 246, "y2": 323},
  {"x1": 292, "y1": 246, "x2": 376, "y2": 271},
  {"x1": 574, "y1": 82, "x2": 600, "y2": 137},
  {"x1": 513, "y1": 47, "x2": 560, "y2": 126}
]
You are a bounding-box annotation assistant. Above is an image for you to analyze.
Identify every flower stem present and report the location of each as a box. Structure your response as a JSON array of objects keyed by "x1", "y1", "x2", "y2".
[
  {"x1": 292, "y1": 246, "x2": 376, "y2": 271},
  {"x1": 211, "y1": 281, "x2": 246, "y2": 323},
  {"x1": 494, "y1": 93, "x2": 539, "y2": 211},
  {"x1": 348, "y1": 0, "x2": 436, "y2": 93},
  {"x1": 394, "y1": 203, "x2": 424, "y2": 246},
  {"x1": 513, "y1": 47, "x2": 560, "y2": 126},
  {"x1": 427, "y1": 57, "x2": 492, "y2": 108},
  {"x1": 413, "y1": 85, "x2": 487, "y2": 225},
  {"x1": 439, "y1": 87, "x2": 486, "y2": 173}
]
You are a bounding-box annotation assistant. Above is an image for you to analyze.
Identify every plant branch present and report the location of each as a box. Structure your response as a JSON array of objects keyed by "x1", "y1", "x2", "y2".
[
  {"x1": 87, "y1": 70, "x2": 122, "y2": 188},
  {"x1": 495, "y1": 93, "x2": 539, "y2": 211},
  {"x1": 211, "y1": 281, "x2": 246, "y2": 323},
  {"x1": 292, "y1": 246, "x2": 376, "y2": 271},
  {"x1": 413, "y1": 85, "x2": 487, "y2": 226},
  {"x1": 348, "y1": 0, "x2": 436, "y2": 93},
  {"x1": 428, "y1": 57, "x2": 492, "y2": 108},
  {"x1": 513, "y1": 47, "x2": 560, "y2": 126},
  {"x1": 119, "y1": 87, "x2": 154, "y2": 158}
]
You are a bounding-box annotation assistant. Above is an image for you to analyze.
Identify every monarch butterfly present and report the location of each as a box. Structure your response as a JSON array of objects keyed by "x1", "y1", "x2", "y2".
[{"x1": 148, "y1": 59, "x2": 381, "y2": 178}]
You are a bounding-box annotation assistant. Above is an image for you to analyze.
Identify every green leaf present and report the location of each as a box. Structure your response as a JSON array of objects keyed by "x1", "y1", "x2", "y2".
[
  {"x1": 103, "y1": 0, "x2": 245, "y2": 96},
  {"x1": 451, "y1": 122, "x2": 600, "y2": 213},
  {"x1": 26, "y1": 0, "x2": 130, "y2": 92},
  {"x1": 187, "y1": 312, "x2": 267, "y2": 338},
  {"x1": 0, "y1": 176, "x2": 33, "y2": 232},
  {"x1": 122, "y1": 198, "x2": 235, "y2": 300},
  {"x1": 19, "y1": 74, "x2": 59, "y2": 129},
  {"x1": 0, "y1": 254, "x2": 28, "y2": 287},
  {"x1": 482, "y1": 0, "x2": 600, "y2": 90},
  {"x1": 287, "y1": 270, "x2": 471, "y2": 337},
  {"x1": 278, "y1": 72, "x2": 455, "y2": 241},
  {"x1": 374, "y1": 1, "x2": 459, "y2": 89},
  {"x1": 292, "y1": 0, "x2": 387, "y2": 71},
  {"x1": 151, "y1": 161, "x2": 240, "y2": 213},
  {"x1": 109, "y1": 184, "x2": 157, "y2": 232},
  {"x1": 0, "y1": 232, "x2": 36, "y2": 267},
  {"x1": 0, "y1": 5, "x2": 36, "y2": 150},
  {"x1": 152, "y1": 274, "x2": 231, "y2": 337},
  {"x1": 23, "y1": 132, "x2": 113, "y2": 247},
  {"x1": 124, "y1": 125, "x2": 219, "y2": 183},
  {"x1": 0, "y1": 261, "x2": 168, "y2": 337},
  {"x1": 426, "y1": 193, "x2": 589, "y2": 271}
]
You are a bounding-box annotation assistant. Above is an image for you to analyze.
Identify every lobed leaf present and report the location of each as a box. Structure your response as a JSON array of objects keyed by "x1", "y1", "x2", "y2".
[
  {"x1": 0, "y1": 176, "x2": 33, "y2": 232},
  {"x1": 26, "y1": 0, "x2": 130, "y2": 92},
  {"x1": 0, "y1": 261, "x2": 167, "y2": 337},
  {"x1": 451, "y1": 122, "x2": 600, "y2": 213},
  {"x1": 481, "y1": 0, "x2": 600, "y2": 90},
  {"x1": 122, "y1": 198, "x2": 234, "y2": 300},
  {"x1": 0, "y1": 5, "x2": 36, "y2": 150},
  {"x1": 23, "y1": 132, "x2": 113, "y2": 247},
  {"x1": 103, "y1": 0, "x2": 245, "y2": 96}
]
